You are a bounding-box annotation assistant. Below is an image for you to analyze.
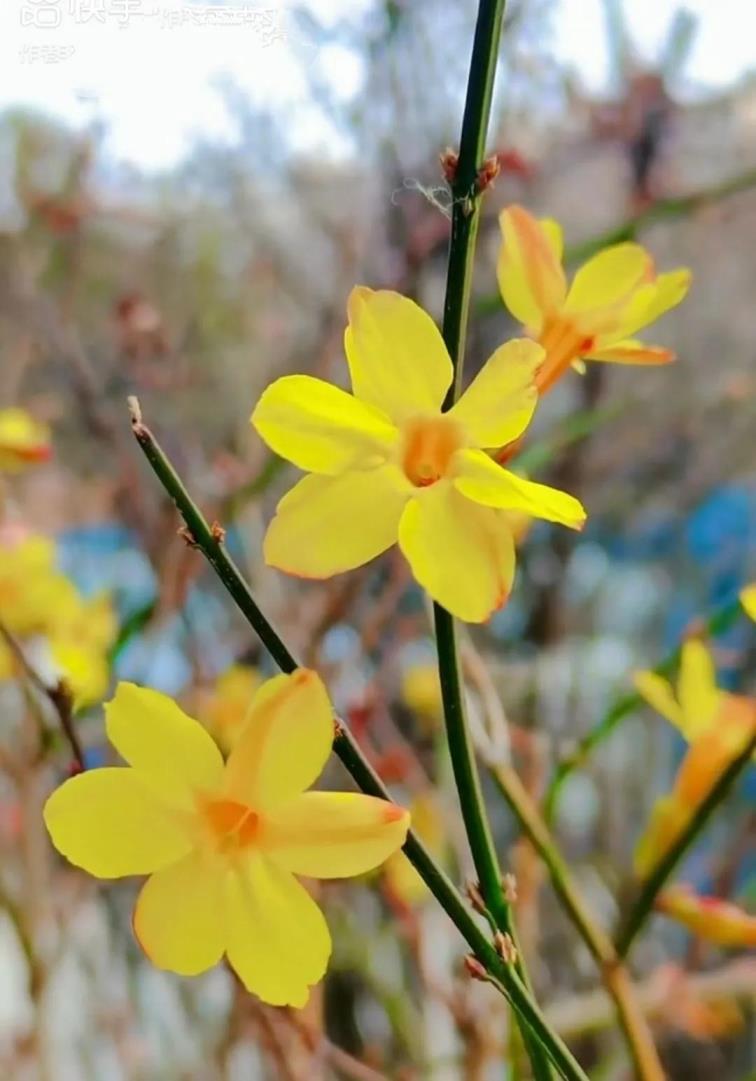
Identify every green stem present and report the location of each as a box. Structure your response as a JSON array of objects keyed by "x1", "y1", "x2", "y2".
[
  {"x1": 434, "y1": 4, "x2": 554, "y2": 1078},
  {"x1": 616, "y1": 731, "x2": 756, "y2": 958},
  {"x1": 129, "y1": 403, "x2": 588, "y2": 1081},
  {"x1": 544, "y1": 597, "x2": 744, "y2": 822},
  {"x1": 487, "y1": 763, "x2": 665, "y2": 1081}
]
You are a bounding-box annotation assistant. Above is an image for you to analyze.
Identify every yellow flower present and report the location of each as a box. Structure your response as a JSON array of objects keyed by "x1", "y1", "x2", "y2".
[
  {"x1": 44, "y1": 670, "x2": 410, "y2": 1007},
  {"x1": 657, "y1": 885, "x2": 756, "y2": 948},
  {"x1": 497, "y1": 205, "x2": 691, "y2": 393},
  {"x1": 400, "y1": 662, "x2": 442, "y2": 723},
  {"x1": 634, "y1": 639, "x2": 725, "y2": 743},
  {"x1": 0, "y1": 408, "x2": 51, "y2": 472},
  {"x1": 0, "y1": 535, "x2": 78, "y2": 637},
  {"x1": 383, "y1": 793, "x2": 445, "y2": 907},
  {"x1": 196, "y1": 664, "x2": 261, "y2": 752},
  {"x1": 252, "y1": 288, "x2": 585, "y2": 623},
  {"x1": 741, "y1": 584, "x2": 756, "y2": 621},
  {"x1": 634, "y1": 697, "x2": 755, "y2": 877}
]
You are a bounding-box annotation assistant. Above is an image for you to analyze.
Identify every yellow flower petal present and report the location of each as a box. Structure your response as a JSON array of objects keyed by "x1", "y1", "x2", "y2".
[
  {"x1": 497, "y1": 206, "x2": 567, "y2": 330},
  {"x1": 225, "y1": 854, "x2": 331, "y2": 1007},
  {"x1": 541, "y1": 217, "x2": 564, "y2": 261},
  {"x1": 398, "y1": 485, "x2": 515, "y2": 622},
  {"x1": 678, "y1": 640, "x2": 721, "y2": 740},
  {"x1": 344, "y1": 287, "x2": 453, "y2": 421},
  {"x1": 584, "y1": 339, "x2": 674, "y2": 365},
  {"x1": 133, "y1": 852, "x2": 226, "y2": 975},
  {"x1": 564, "y1": 243, "x2": 651, "y2": 321},
  {"x1": 634, "y1": 794, "x2": 688, "y2": 879},
  {"x1": 105, "y1": 683, "x2": 224, "y2": 811},
  {"x1": 453, "y1": 450, "x2": 586, "y2": 528},
  {"x1": 264, "y1": 791, "x2": 410, "y2": 878},
  {"x1": 448, "y1": 339, "x2": 542, "y2": 447},
  {"x1": 263, "y1": 466, "x2": 408, "y2": 578},
  {"x1": 657, "y1": 886, "x2": 756, "y2": 948},
  {"x1": 740, "y1": 584, "x2": 756, "y2": 621},
  {"x1": 633, "y1": 670, "x2": 683, "y2": 728},
  {"x1": 224, "y1": 669, "x2": 333, "y2": 811},
  {"x1": 251, "y1": 374, "x2": 396, "y2": 475},
  {"x1": 613, "y1": 268, "x2": 691, "y2": 340},
  {"x1": 44, "y1": 769, "x2": 192, "y2": 878},
  {"x1": 51, "y1": 641, "x2": 110, "y2": 710}
]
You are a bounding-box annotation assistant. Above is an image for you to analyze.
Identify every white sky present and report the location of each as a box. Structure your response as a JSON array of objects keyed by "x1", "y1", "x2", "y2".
[{"x1": 1, "y1": 0, "x2": 755, "y2": 170}]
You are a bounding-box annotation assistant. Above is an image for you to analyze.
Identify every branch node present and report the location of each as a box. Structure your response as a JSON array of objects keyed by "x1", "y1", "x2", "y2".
[
  {"x1": 502, "y1": 872, "x2": 518, "y2": 904},
  {"x1": 177, "y1": 524, "x2": 199, "y2": 548},
  {"x1": 463, "y1": 954, "x2": 488, "y2": 982},
  {"x1": 465, "y1": 880, "x2": 487, "y2": 915},
  {"x1": 494, "y1": 931, "x2": 518, "y2": 965},
  {"x1": 210, "y1": 520, "x2": 226, "y2": 544},
  {"x1": 476, "y1": 154, "x2": 501, "y2": 194},
  {"x1": 440, "y1": 147, "x2": 459, "y2": 184}
]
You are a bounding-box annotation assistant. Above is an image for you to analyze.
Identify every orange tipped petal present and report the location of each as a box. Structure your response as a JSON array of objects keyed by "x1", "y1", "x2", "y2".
[
  {"x1": 497, "y1": 205, "x2": 567, "y2": 330},
  {"x1": 263, "y1": 791, "x2": 410, "y2": 878},
  {"x1": 657, "y1": 885, "x2": 756, "y2": 948}
]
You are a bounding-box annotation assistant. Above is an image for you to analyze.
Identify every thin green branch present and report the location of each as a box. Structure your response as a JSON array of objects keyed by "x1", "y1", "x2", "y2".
[
  {"x1": 128, "y1": 400, "x2": 588, "y2": 1081},
  {"x1": 487, "y1": 762, "x2": 665, "y2": 1081},
  {"x1": 544, "y1": 597, "x2": 744, "y2": 822},
  {"x1": 476, "y1": 166, "x2": 756, "y2": 316},
  {"x1": 434, "y1": 4, "x2": 554, "y2": 1078},
  {"x1": 616, "y1": 731, "x2": 756, "y2": 958}
]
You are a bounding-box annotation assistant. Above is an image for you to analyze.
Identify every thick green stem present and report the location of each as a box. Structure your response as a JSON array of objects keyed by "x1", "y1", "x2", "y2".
[
  {"x1": 544, "y1": 598, "x2": 744, "y2": 822},
  {"x1": 129, "y1": 402, "x2": 588, "y2": 1081},
  {"x1": 616, "y1": 731, "x2": 756, "y2": 958},
  {"x1": 433, "y1": 4, "x2": 555, "y2": 1078}
]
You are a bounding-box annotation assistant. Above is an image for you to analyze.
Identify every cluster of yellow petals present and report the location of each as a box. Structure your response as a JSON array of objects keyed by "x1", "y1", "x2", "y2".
[
  {"x1": 657, "y1": 884, "x2": 756, "y2": 948},
  {"x1": 0, "y1": 408, "x2": 51, "y2": 473},
  {"x1": 0, "y1": 533, "x2": 116, "y2": 707},
  {"x1": 633, "y1": 640, "x2": 756, "y2": 877},
  {"x1": 497, "y1": 205, "x2": 691, "y2": 393},
  {"x1": 44, "y1": 670, "x2": 410, "y2": 1007},
  {"x1": 252, "y1": 287, "x2": 586, "y2": 623}
]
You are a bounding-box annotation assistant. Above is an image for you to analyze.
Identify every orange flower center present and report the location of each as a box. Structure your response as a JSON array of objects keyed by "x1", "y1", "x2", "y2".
[
  {"x1": 536, "y1": 316, "x2": 595, "y2": 394},
  {"x1": 201, "y1": 798, "x2": 260, "y2": 852},
  {"x1": 401, "y1": 416, "x2": 462, "y2": 488}
]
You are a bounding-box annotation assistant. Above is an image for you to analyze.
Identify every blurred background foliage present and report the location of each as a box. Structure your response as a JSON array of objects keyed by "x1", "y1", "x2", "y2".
[{"x1": 0, "y1": 1, "x2": 755, "y2": 1078}]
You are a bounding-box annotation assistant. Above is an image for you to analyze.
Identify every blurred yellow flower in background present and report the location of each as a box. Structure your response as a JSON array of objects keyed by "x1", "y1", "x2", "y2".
[
  {"x1": 383, "y1": 793, "x2": 446, "y2": 907},
  {"x1": 196, "y1": 664, "x2": 261, "y2": 752},
  {"x1": 497, "y1": 205, "x2": 691, "y2": 394},
  {"x1": 400, "y1": 662, "x2": 442, "y2": 726},
  {"x1": 740, "y1": 584, "x2": 756, "y2": 621},
  {"x1": 0, "y1": 533, "x2": 116, "y2": 709},
  {"x1": 0, "y1": 408, "x2": 51, "y2": 472},
  {"x1": 44, "y1": 670, "x2": 410, "y2": 1007},
  {"x1": 634, "y1": 696, "x2": 755, "y2": 878},
  {"x1": 634, "y1": 639, "x2": 732, "y2": 744},
  {"x1": 252, "y1": 288, "x2": 585, "y2": 623},
  {"x1": 657, "y1": 884, "x2": 756, "y2": 948}
]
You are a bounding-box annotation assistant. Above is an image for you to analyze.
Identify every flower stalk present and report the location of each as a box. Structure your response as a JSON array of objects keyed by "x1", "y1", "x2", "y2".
[{"x1": 431, "y1": 3, "x2": 558, "y2": 1078}]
